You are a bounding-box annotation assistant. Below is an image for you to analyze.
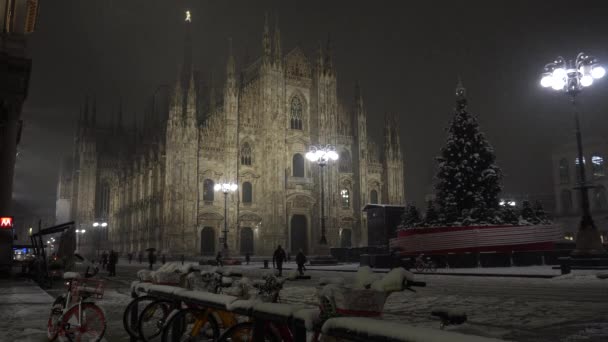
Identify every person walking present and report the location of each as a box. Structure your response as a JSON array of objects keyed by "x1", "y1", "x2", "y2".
[
  {"x1": 181, "y1": 254, "x2": 185, "y2": 265},
  {"x1": 148, "y1": 250, "x2": 156, "y2": 270},
  {"x1": 296, "y1": 249, "x2": 307, "y2": 276},
  {"x1": 216, "y1": 251, "x2": 223, "y2": 267},
  {"x1": 127, "y1": 252, "x2": 133, "y2": 264},
  {"x1": 161, "y1": 254, "x2": 166, "y2": 265},
  {"x1": 101, "y1": 251, "x2": 108, "y2": 270},
  {"x1": 108, "y1": 250, "x2": 117, "y2": 276},
  {"x1": 272, "y1": 245, "x2": 286, "y2": 277},
  {"x1": 138, "y1": 252, "x2": 143, "y2": 264},
  {"x1": 245, "y1": 252, "x2": 250, "y2": 265}
]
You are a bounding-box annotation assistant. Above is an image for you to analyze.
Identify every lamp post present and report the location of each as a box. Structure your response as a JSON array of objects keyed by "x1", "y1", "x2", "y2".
[
  {"x1": 306, "y1": 145, "x2": 339, "y2": 245},
  {"x1": 75, "y1": 228, "x2": 86, "y2": 252},
  {"x1": 214, "y1": 182, "x2": 238, "y2": 251},
  {"x1": 93, "y1": 221, "x2": 108, "y2": 256},
  {"x1": 540, "y1": 52, "x2": 606, "y2": 254}
]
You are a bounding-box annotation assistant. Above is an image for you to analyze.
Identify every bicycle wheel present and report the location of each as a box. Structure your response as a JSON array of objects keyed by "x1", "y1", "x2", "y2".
[
  {"x1": 47, "y1": 295, "x2": 66, "y2": 341},
  {"x1": 217, "y1": 322, "x2": 281, "y2": 342},
  {"x1": 217, "y1": 322, "x2": 253, "y2": 342},
  {"x1": 138, "y1": 299, "x2": 175, "y2": 341},
  {"x1": 60, "y1": 302, "x2": 106, "y2": 342},
  {"x1": 415, "y1": 262, "x2": 425, "y2": 272},
  {"x1": 429, "y1": 261, "x2": 437, "y2": 273},
  {"x1": 123, "y1": 295, "x2": 157, "y2": 339},
  {"x1": 161, "y1": 307, "x2": 220, "y2": 342}
]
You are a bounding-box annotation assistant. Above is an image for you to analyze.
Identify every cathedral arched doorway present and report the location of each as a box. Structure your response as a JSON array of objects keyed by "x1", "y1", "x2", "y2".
[
  {"x1": 340, "y1": 229, "x2": 352, "y2": 247},
  {"x1": 290, "y1": 215, "x2": 307, "y2": 254},
  {"x1": 200, "y1": 227, "x2": 215, "y2": 256},
  {"x1": 240, "y1": 227, "x2": 254, "y2": 255}
]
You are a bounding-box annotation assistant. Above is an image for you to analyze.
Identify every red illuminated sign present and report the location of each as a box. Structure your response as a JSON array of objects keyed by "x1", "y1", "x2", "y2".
[{"x1": 0, "y1": 217, "x2": 13, "y2": 228}]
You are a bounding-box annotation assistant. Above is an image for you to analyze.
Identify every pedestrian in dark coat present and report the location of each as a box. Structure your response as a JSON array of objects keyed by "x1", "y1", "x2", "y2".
[
  {"x1": 138, "y1": 252, "x2": 143, "y2": 264},
  {"x1": 101, "y1": 251, "x2": 108, "y2": 270},
  {"x1": 181, "y1": 254, "x2": 185, "y2": 265},
  {"x1": 272, "y1": 245, "x2": 286, "y2": 276},
  {"x1": 296, "y1": 249, "x2": 307, "y2": 276},
  {"x1": 216, "y1": 251, "x2": 223, "y2": 267},
  {"x1": 127, "y1": 252, "x2": 133, "y2": 264},
  {"x1": 161, "y1": 254, "x2": 166, "y2": 265},
  {"x1": 108, "y1": 250, "x2": 117, "y2": 276},
  {"x1": 245, "y1": 252, "x2": 250, "y2": 265},
  {"x1": 148, "y1": 250, "x2": 156, "y2": 270}
]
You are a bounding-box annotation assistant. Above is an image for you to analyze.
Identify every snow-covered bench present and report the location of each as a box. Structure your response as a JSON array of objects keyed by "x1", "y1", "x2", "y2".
[{"x1": 322, "y1": 317, "x2": 507, "y2": 342}]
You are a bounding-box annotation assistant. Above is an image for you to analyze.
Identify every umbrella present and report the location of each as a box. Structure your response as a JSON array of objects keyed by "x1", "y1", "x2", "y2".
[{"x1": 145, "y1": 248, "x2": 156, "y2": 252}]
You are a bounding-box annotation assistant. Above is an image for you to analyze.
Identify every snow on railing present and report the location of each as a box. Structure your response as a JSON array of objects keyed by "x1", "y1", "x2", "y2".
[{"x1": 130, "y1": 280, "x2": 508, "y2": 342}]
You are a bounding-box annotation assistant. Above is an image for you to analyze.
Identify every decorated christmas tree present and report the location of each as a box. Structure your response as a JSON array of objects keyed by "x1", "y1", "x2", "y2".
[
  {"x1": 520, "y1": 200, "x2": 537, "y2": 224},
  {"x1": 435, "y1": 81, "x2": 502, "y2": 225},
  {"x1": 400, "y1": 205, "x2": 421, "y2": 228}
]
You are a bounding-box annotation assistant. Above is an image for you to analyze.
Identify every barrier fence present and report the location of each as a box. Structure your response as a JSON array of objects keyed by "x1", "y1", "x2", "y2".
[{"x1": 129, "y1": 281, "x2": 507, "y2": 342}]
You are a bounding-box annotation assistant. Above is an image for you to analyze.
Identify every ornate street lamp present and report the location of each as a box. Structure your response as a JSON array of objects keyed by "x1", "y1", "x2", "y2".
[
  {"x1": 306, "y1": 145, "x2": 339, "y2": 245},
  {"x1": 92, "y1": 221, "x2": 108, "y2": 256},
  {"x1": 214, "y1": 182, "x2": 238, "y2": 251},
  {"x1": 540, "y1": 52, "x2": 606, "y2": 254}
]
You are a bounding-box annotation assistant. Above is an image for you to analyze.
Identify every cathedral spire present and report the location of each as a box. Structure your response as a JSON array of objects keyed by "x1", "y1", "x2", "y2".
[
  {"x1": 186, "y1": 71, "x2": 196, "y2": 122},
  {"x1": 355, "y1": 81, "x2": 364, "y2": 110},
  {"x1": 91, "y1": 96, "x2": 97, "y2": 127},
  {"x1": 316, "y1": 40, "x2": 324, "y2": 72},
  {"x1": 324, "y1": 33, "x2": 333, "y2": 74},
  {"x1": 226, "y1": 38, "x2": 237, "y2": 92},
  {"x1": 117, "y1": 96, "x2": 123, "y2": 131},
  {"x1": 262, "y1": 11, "x2": 271, "y2": 62},
  {"x1": 209, "y1": 71, "x2": 216, "y2": 114},
  {"x1": 83, "y1": 95, "x2": 89, "y2": 126},
  {"x1": 273, "y1": 13, "x2": 282, "y2": 66},
  {"x1": 181, "y1": 9, "x2": 193, "y2": 89}
]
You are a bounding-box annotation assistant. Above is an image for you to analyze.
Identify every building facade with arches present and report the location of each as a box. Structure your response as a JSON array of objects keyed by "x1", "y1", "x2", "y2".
[
  {"x1": 552, "y1": 138, "x2": 608, "y2": 243},
  {"x1": 56, "y1": 14, "x2": 405, "y2": 257}
]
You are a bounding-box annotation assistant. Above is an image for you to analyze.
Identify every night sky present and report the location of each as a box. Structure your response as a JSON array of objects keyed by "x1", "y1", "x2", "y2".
[{"x1": 13, "y1": 0, "x2": 608, "y2": 217}]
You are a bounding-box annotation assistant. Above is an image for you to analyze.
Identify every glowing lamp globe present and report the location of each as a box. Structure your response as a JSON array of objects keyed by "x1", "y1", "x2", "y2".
[
  {"x1": 305, "y1": 151, "x2": 316, "y2": 161},
  {"x1": 552, "y1": 68, "x2": 567, "y2": 79},
  {"x1": 214, "y1": 184, "x2": 221, "y2": 191},
  {"x1": 581, "y1": 75, "x2": 593, "y2": 87},
  {"x1": 540, "y1": 75, "x2": 553, "y2": 88},
  {"x1": 230, "y1": 184, "x2": 238, "y2": 192},
  {"x1": 551, "y1": 78, "x2": 565, "y2": 90},
  {"x1": 327, "y1": 150, "x2": 339, "y2": 161},
  {"x1": 591, "y1": 66, "x2": 606, "y2": 79}
]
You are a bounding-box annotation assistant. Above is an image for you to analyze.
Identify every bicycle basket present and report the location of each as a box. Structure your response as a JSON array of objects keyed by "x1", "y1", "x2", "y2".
[{"x1": 71, "y1": 278, "x2": 105, "y2": 300}]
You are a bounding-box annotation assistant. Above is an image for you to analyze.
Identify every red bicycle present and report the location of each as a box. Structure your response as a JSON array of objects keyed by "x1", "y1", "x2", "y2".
[{"x1": 47, "y1": 270, "x2": 106, "y2": 342}]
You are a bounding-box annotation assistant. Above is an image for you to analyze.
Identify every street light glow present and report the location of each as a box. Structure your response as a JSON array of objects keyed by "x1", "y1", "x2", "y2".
[
  {"x1": 581, "y1": 75, "x2": 593, "y2": 87},
  {"x1": 591, "y1": 65, "x2": 606, "y2": 79},
  {"x1": 101, "y1": 222, "x2": 108, "y2": 227},
  {"x1": 540, "y1": 75, "x2": 553, "y2": 87},
  {"x1": 306, "y1": 145, "x2": 340, "y2": 164},
  {"x1": 214, "y1": 182, "x2": 238, "y2": 193},
  {"x1": 93, "y1": 222, "x2": 99, "y2": 227}
]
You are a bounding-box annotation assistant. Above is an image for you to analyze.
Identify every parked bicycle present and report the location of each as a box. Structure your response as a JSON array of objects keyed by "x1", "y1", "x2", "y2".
[
  {"x1": 217, "y1": 275, "x2": 426, "y2": 341},
  {"x1": 161, "y1": 272, "x2": 283, "y2": 342},
  {"x1": 47, "y1": 267, "x2": 106, "y2": 342},
  {"x1": 415, "y1": 255, "x2": 437, "y2": 273}
]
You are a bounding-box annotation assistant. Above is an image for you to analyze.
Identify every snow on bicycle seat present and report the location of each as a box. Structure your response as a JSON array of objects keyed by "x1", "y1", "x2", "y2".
[
  {"x1": 63, "y1": 272, "x2": 81, "y2": 280},
  {"x1": 77, "y1": 285, "x2": 103, "y2": 295}
]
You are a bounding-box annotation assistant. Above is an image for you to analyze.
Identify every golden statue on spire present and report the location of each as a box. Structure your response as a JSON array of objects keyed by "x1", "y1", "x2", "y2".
[{"x1": 185, "y1": 10, "x2": 191, "y2": 22}]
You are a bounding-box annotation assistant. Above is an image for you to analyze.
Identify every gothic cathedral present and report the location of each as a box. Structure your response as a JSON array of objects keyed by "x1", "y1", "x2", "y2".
[{"x1": 56, "y1": 14, "x2": 405, "y2": 257}]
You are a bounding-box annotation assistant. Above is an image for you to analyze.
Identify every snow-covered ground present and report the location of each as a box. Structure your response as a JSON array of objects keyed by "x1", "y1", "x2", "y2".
[
  {"x1": 2, "y1": 262, "x2": 606, "y2": 341},
  {"x1": 0, "y1": 278, "x2": 54, "y2": 342}
]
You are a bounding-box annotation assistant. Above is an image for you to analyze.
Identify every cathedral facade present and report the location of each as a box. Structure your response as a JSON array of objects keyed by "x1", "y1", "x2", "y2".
[{"x1": 56, "y1": 14, "x2": 406, "y2": 257}]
